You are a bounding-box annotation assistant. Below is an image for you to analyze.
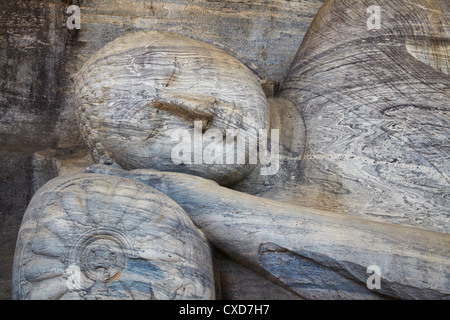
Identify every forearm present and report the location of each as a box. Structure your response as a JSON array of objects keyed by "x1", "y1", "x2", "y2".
[{"x1": 87, "y1": 164, "x2": 450, "y2": 299}]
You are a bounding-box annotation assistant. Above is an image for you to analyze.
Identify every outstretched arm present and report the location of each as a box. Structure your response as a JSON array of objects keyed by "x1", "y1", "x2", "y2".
[{"x1": 88, "y1": 164, "x2": 449, "y2": 299}]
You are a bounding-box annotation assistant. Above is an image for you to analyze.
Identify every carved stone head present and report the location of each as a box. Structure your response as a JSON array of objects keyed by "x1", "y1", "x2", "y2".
[{"x1": 75, "y1": 31, "x2": 269, "y2": 186}]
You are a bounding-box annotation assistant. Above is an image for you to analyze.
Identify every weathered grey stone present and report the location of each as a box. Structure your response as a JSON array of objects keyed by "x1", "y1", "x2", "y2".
[
  {"x1": 13, "y1": 173, "x2": 215, "y2": 300},
  {"x1": 73, "y1": 0, "x2": 326, "y2": 84},
  {"x1": 74, "y1": 0, "x2": 449, "y2": 298},
  {"x1": 1, "y1": 0, "x2": 326, "y2": 299},
  {"x1": 0, "y1": 0, "x2": 326, "y2": 150},
  {"x1": 273, "y1": 0, "x2": 450, "y2": 233},
  {"x1": 3, "y1": 0, "x2": 449, "y2": 301},
  {"x1": 31, "y1": 148, "x2": 94, "y2": 194},
  {"x1": 74, "y1": 0, "x2": 450, "y2": 235},
  {"x1": 0, "y1": 150, "x2": 34, "y2": 300},
  {"x1": 217, "y1": 253, "x2": 302, "y2": 300},
  {"x1": 75, "y1": 30, "x2": 269, "y2": 186},
  {"x1": 0, "y1": 0, "x2": 82, "y2": 150},
  {"x1": 87, "y1": 164, "x2": 450, "y2": 299}
]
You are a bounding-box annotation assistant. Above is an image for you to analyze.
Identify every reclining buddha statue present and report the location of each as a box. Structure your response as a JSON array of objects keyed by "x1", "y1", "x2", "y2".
[{"x1": 13, "y1": 0, "x2": 449, "y2": 300}]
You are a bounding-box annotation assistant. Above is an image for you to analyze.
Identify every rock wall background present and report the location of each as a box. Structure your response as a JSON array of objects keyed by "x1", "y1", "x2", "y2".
[{"x1": 0, "y1": 0, "x2": 325, "y2": 299}]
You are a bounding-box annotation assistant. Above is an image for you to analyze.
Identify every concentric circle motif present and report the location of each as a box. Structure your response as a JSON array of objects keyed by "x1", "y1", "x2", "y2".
[
  {"x1": 69, "y1": 228, "x2": 134, "y2": 284},
  {"x1": 13, "y1": 173, "x2": 215, "y2": 300}
]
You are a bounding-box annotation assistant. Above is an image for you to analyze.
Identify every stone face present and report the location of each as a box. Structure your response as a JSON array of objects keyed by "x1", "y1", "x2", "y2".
[
  {"x1": 75, "y1": 30, "x2": 269, "y2": 186},
  {"x1": 13, "y1": 173, "x2": 214, "y2": 300},
  {"x1": 0, "y1": 0, "x2": 326, "y2": 299},
  {"x1": 2, "y1": 0, "x2": 450, "y2": 301},
  {"x1": 0, "y1": 0, "x2": 326, "y2": 150}
]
